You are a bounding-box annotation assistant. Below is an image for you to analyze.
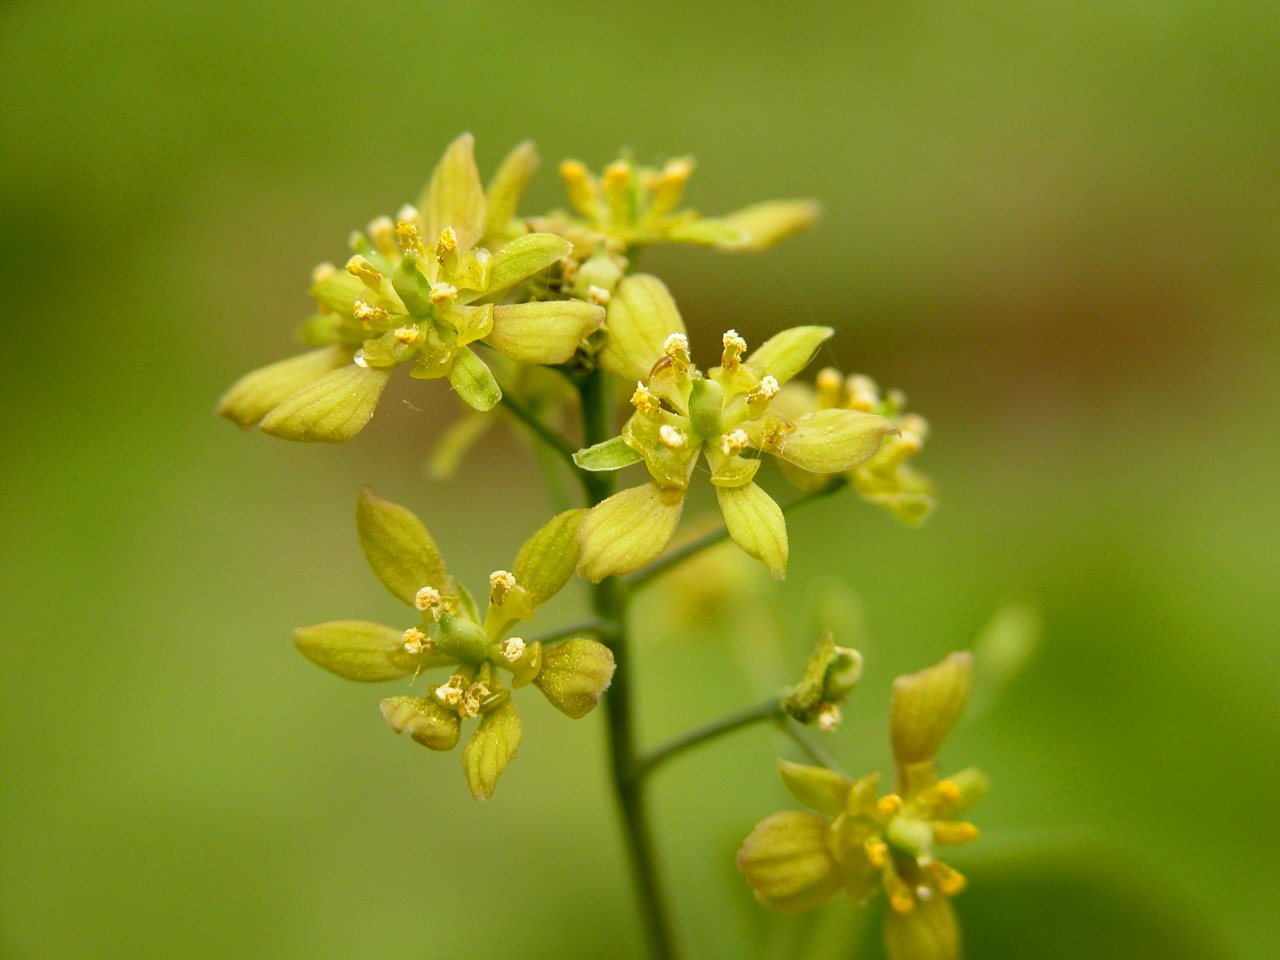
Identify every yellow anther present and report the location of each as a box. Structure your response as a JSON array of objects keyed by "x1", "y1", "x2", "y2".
[
  {"x1": 401, "y1": 627, "x2": 428, "y2": 654},
  {"x1": 756, "y1": 375, "x2": 780, "y2": 400},
  {"x1": 559, "y1": 159, "x2": 597, "y2": 215},
  {"x1": 721, "y1": 329, "x2": 747, "y2": 369},
  {"x1": 459, "y1": 681, "x2": 491, "y2": 719},
  {"x1": 436, "y1": 226, "x2": 458, "y2": 253},
  {"x1": 394, "y1": 325, "x2": 424, "y2": 346},
  {"x1": 721, "y1": 428, "x2": 750, "y2": 456},
  {"x1": 877, "y1": 794, "x2": 903, "y2": 818},
  {"x1": 934, "y1": 780, "x2": 962, "y2": 805},
  {"x1": 499, "y1": 637, "x2": 526, "y2": 663},
  {"x1": 816, "y1": 702, "x2": 842, "y2": 733},
  {"x1": 816, "y1": 367, "x2": 843, "y2": 407},
  {"x1": 663, "y1": 332, "x2": 690, "y2": 359},
  {"x1": 587, "y1": 284, "x2": 611, "y2": 306},
  {"x1": 489, "y1": 569, "x2": 517, "y2": 604},
  {"x1": 631, "y1": 382, "x2": 660, "y2": 414},
  {"x1": 661, "y1": 157, "x2": 694, "y2": 184},
  {"x1": 435, "y1": 674, "x2": 466, "y2": 707},
  {"x1": 889, "y1": 883, "x2": 916, "y2": 914},
  {"x1": 311, "y1": 261, "x2": 337, "y2": 283},
  {"x1": 429, "y1": 282, "x2": 458, "y2": 304},
  {"x1": 345, "y1": 255, "x2": 384, "y2": 289},
  {"x1": 353, "y1": 300, "x2": 388, "y2": 327},
  {"x1": 396, "y1": 204, "x2": 420, "y2": 224},
  {"x1": 367, "y1": 215, "x2": 396, "y2": 255},
  {"x1": 414, "y1": 586, "x2": 442, "y2": 613},
  {"x1": 395, "y1": 219, "x2": 424, "y2": 257},
  {"x1": 658, "y1": 424, "x2": 687, "y2": 449},
  {"x1": 864, "y1": 838, "x2": 889, "y2": 870},
  {"x1": 846, "y1": 374, "x2": 880, "y2": 412},
  {"x1": 935, "y1": 864, "x2": 967, "y2": 896},
  {"x1": 932, "y1": 821, "x2": 980, "y2": 845},
  {"x1": 603, "y1": 160, "x2": 632, "y2": 192}
]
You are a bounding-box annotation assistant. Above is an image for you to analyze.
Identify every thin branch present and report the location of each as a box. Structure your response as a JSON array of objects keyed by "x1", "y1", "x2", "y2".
[
  {"x1": 498, "y1": 391, "x2": 579, "y2": 469},
  {"x1": 524, "y1": 620, "x2": 609, "y2": 647},
  {"x1": 638, "y1": 696, "x2": 783, "y2": 779},
  {"x1": 776, "y1": 717, "x2": 849, "y2": 778}
]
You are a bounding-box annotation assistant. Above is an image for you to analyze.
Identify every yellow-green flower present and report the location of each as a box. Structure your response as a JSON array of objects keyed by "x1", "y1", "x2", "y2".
[
  {"x1": 573, "y1": 275, "x2": 894, "y2": 580},
  {"x1": 218, "y1": 134, "x2": 604, "y2": 441},
  {"x1": 532, "y1": 151, "x2": 819, "y2": 253},
  {"x1": 293, "y1": 489, "x2": 614, "y2": 800},
  {"x1": 774, "y1": 368, "x2": 935, "y2": 526},
  {"x1": 738, "y1": 653, "x2": 984, "y2": 960}
]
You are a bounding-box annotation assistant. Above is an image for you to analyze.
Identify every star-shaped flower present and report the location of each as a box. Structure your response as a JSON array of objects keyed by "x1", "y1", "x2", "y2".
[
  {"x1": 218, "y1": 134, "x2": 604, "y2": 442},
  {"x1": 572, "y1": 275, "x2": 894, "y2": 579},
  {"x1": 293, "y1": 489, "x2": 615, "y2": 799},
  {"x1": 738, "y1": 653, "x2": 985, "y2": 960}
]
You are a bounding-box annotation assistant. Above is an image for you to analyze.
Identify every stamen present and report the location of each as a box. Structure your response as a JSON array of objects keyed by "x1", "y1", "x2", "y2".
[
  {"x1": 846, "y1": 374, "x2": 879, "y2": 412},
  {"x1": 753, "y1": 375, "x2": 780, "y2": 401},
  {"x1": 395, "y1": 219, "x2": 424, "y2": 257},
  {"x1": 353, "y1": 300, "x2": 388, "y2": 327},
  {"x1": 436, "y1": 226, "x2": 457, "y2": 253},
  {"x1": 559, "y1": 160, "x2": 597, "y2": 215},
  {"x1": 663, "y1": 333, "x2": 689, "y2": 359},
  {"x1": 429, "y1": 282, "x2": 458, "y2": 304},
  {"x1": 658, "y1": 424, "x2": 687, "y2": 449},
  {"x1": 816, "y1": 367, "x2": 843, "y2": 407},
  {"x1": 435, "y1": 674, "x2": 466, "y2": 707},
  {"x1": 889, "y1": 882, "x2": 916, "y2": 914},
  {"x1": 864, "y1": 838, "x2": 889, "y2": 869},
  {"x1": 367, "y1": 215, "x2": 396, "y2": 255},
  {"x1": 877, "y1": 794, "x2": 903, "y2": 818},
  {"x1": 721, "y1": 329, "x2": 747, "y2": 369},
  {"x1": 311, "y1": 262, "x2": 336, "y2": 283},
  {"x1": 932, "y1": 821, "x2": 979, "y2": 845},
  {"x1": 721, "y1": 428, "x2": 750, "y2": 456},
  {"x1": 414, "y1": 586, "x2": 442, "y2": 613},
  {"x1": 489, "y1": 570, "x2": 517, "y2": 605},
  {"x1": 631, "y1": 382, "x2": 660, "y2": 414},
  {"x1": 345, "y1": 255, "x2": 384, "y2": 290},
  {"x1": 816, "y1": 702, "x2": 842, "y2": 733},
  {"x1": 934, "y1": 863, "x2": 967, "y2": 896},
  {"x1": 401, "y1": 627, "x2": 429, "y2": 654},
  {"x1": 934, "y1": 780, "x2": 962, "y2": 805},
  {"x1": 587, "y1": 284, "x2": 611, "y2": 306},
  {"x1": 394, "y1": 325, "x2": 425, "y2": 346},
  {"x1": 396, "y1": 204, "x2": 420, "y2": 224},
  {"x1": 499, "y1": 637, "x2": 526, "y2": 663}
]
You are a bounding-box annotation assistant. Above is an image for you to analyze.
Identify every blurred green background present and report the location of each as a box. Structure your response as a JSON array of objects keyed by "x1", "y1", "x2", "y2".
[{"x1": 3, "y1": 1, "x2": 1277, "y2": 957}]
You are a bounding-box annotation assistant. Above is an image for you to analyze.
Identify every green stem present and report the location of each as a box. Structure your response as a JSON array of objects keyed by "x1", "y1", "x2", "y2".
[
  {"x1": 578, "y1": 364, "x2": 682, "y2": 960},
  {"x1": 777, "y1": 717, "x2": 848, "y2": 777},
  {"x1": 498, "y1": 391, "x2": 580, "y2": 472},
  {"x1": 638, "y1": 697, "x2": 782, "y2": 779},
  {"x1": 626, "y1": 478, "x2": 850, "y2": 591}
]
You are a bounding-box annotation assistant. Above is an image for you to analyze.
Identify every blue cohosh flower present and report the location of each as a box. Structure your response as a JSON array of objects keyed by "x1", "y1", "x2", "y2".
[
  {"x1": 217, "y1": 134, "x2": 604, "y2": 441},
  {"x1": 293, "y1": 489, "x2": 615, "y2": 799},
  {"x1": 774, "y1": 368, "x2": 935, "y2": 526},
  {"x1": 572, "y1": 275, "x2": 895, "y2": 580},
  {"x1": 738, "y1": 653, "x2": 984, "y2": 960},
  {"x1": 537, "y1": 152, "x2": 820, "y2": 252}
]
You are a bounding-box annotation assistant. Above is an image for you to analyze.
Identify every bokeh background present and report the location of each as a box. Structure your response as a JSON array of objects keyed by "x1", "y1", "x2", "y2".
[{"x1": 3, "y1": 1, "x2": 1277, "y2": 957}]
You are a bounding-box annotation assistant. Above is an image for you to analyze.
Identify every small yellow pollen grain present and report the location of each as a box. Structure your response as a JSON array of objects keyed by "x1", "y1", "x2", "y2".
[
  {"x1": 353, "y1": 300, "x2": 388, "y2": 326},
  {"x1": 367, "y1": 215, "x2": 396, "y2": 254},
  {"x1": 864, "y1": 839, "x2": 889, "y2": 870},
  {"x1": 588, "y1": 284, "x2": 611, "y2": 306},
  {"x1": 436, "y1": 226, "x2": 457, "y2": 253},
  {"x1": 721, "y1": 429, "x2": 750, "y2": 456},
  {"x1": 311, "y1": 261, "x2": 337, "y2": 283},
  {"x1": 889, "y1": 884, "x2": 916, "y2": 914},
  {"x1": 658, "y1": 424, "x2": 687, "y2": 449},
  {"x1": 936, "y1": 865, "x2": 967, "y2": 896},
  {"x1": 414, "y1": 586, "x2": 442, "y2": 613},
  {"x1": 345, "y1": 255, "x2": 383, "y2": 288},
  {"x1": 401, "y1": 627, "x2": 428, "y2": 654},
  {"x1": 500, "y1": 637, "x2": 526, "y2": 663},
  {"x1": 663, "y1": 333, "x2": 689, "y2": 359},
  {"x1": 393, "y1": 325, "x2": 423, "y2": 346},
  {"x1": 395, "y1": 219, "x2": 424, "y2": 257},
  {"x1": 878, "y1": 794, "x2": 903, "y2": 818},
  {"x1": 816, "y1": 702, "x2": 842, "y2": 733},
  {"x1": 429, "y1": 282, "x2": 458, "y2": 304},
  {"x1": 631, "y1": 382, "x2": 660, "y2": 414},
  {"x1": 935, "y1": 780, "x2": 962, "y2": 805}
]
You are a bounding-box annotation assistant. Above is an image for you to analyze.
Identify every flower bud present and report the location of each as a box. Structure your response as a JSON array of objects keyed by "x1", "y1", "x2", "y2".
[
  {"x1": 890, "y1": 653, "x2": 972, "y2": 767},
  {"x1": 737, "y1": 811, "x2": 843, "y2": 913},
  {"x1": 462, "y1": 700, "x2": 522, "y2": 800}
]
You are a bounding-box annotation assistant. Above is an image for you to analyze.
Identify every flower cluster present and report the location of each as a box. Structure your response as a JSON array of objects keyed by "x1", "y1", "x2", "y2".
[
  {"x1": 738, "y1": 653, "x2": 984, "y2": 959},
  {"x1": 293, "y1": 489, "x2": 614, "y2": 799},
  {"x1": 217, "y1": 134, "x2": 604, "y2": 441},
  {"x1": 573, "y1": 274, "x2": 894, "y2": 579}
]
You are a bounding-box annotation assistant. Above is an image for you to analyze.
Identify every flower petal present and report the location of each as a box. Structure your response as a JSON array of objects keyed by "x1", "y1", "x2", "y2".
[
  {"x1": 777, "y1": 759, "x2": 852, "y2": 817},
  {"x1": 598, "y1": 274, "x2": 687, "y2": 383},
  {"x1": 486, "y1": 300, "x2": 604, "y2": 364},
  {"x1": 883, "y1": 894, "x2": 960, "y2": 960},
  {"x1": 216, "y1": 347, "x2": 346, "y2": 428},
  {"x1": 745, "y1": 326, "x2": 834, "y2": 385},
  {"x1": 716, "y1": 482, "x2": 789, "y2": 579},
  {"x1": 737, "y1": 811, "x2": 843, "y2": 913},
  {"x1": 720, "y1": 200, "x2": 820, "y2": 251},
  {"x1": 356, "y1": 487, "x2": 449, "y2": 603},
  {"x1": 890, "y1": 652, "x2": 972, "y2": 768},
  {"x1": 577, "y1": 483, "x2": 684, "y2": 581},
  {"x1": 259, "y1": 363, "x2": 390, "y2": 442},
  {"x1": 293, "y1": 620, "x2": 448, "y2": 682},
  {"x1": 484, "y1": 140, "x2": 539, "y2": 238},
  {"x1": 463, "y1": 701, "x2": 522, "y2": 801},
  {"x1": 447, "y1": 345, "x2": 502, "y2": 411},
  {"x1": 513, "y1": 509, "x2": 587, "y2": 607},
  {"x1": 419, "y1": 132, "x2": 487, "y2": 251},
  {"x1": 381, "y1": 695, "x2": 461, "y2": 751},
  {"x1": 485, "y1": 232, "x2": 574, "y2": 296},
  {"x1": 768, "y1": 409, "x2": 895, "y2": 474},
  {"x1": 534, "y1": 638, "x2": 616, "y2": 718}
]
